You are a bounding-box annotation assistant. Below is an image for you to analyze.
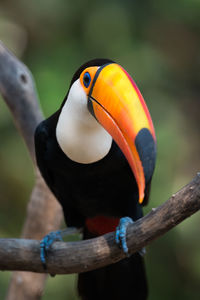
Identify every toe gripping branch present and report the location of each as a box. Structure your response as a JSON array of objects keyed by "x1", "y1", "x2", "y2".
[
  {"x1": 40, "y1": 230, "x2": 63, "y2": 268},
  {"x1": 115, "y1": 217, "x2": 133, "y2": 255},
  {"x1": 40, "y1": 227, "x2": 82, "y2": 268},
  {"x1": 115, "y1": 217, "x2": 146, "y2": 257}
]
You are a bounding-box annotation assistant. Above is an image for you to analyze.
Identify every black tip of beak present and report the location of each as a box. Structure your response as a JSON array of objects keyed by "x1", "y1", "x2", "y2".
[{"x1": 135, "y1": 128, "x2": 156, "y2": 184}]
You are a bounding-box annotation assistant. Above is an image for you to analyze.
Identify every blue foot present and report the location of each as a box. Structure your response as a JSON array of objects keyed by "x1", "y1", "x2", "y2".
[
  {"x1": 40, "y1": 230, "x2": 63, "y2": 267},
  {"x1": 115, "y1": 217, "x2": 134, "y2": 255},
  {"x1": 40, "y1": 227, "x2": 82, "y2": 268}
]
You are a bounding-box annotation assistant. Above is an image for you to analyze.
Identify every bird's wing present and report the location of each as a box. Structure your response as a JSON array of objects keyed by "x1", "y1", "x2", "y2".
[{"x1": 34, "y1": 120, "x2": 56, "y2": 192}]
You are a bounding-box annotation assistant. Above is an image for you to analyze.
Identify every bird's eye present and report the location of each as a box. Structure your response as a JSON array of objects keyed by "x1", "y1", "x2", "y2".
[{"x1": 83, "y1": 72, "x2": 91, "y2": 88}]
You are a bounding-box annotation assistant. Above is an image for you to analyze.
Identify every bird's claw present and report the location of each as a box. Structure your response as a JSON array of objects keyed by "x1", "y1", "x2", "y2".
[
  {"x1": 40, "y1": 230, "x2": 63, "y2": 266},
  {"x1": 115, "y1": 217, "x2": 134, "y2": 256}
]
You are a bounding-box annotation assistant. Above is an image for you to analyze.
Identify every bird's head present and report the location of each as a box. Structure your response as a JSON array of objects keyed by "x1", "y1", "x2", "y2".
[{"x1": 56, "y1": 59, "x2": 156, "y2": 204}]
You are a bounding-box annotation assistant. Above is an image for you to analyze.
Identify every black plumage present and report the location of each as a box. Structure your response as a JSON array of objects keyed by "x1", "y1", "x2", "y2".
[{"x1": 34, "y1": 59, "x2": 155, "y2": 300}]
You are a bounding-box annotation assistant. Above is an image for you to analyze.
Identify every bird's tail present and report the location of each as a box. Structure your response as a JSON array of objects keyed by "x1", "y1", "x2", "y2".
[{"x1": 78, "y1": 225, "x2": 148, "y2": 300}]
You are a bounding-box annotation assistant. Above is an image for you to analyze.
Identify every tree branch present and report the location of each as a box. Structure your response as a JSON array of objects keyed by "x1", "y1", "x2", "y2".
[
  {"x1": 0, "y1": 173, "x2": 199, "y2": 275},
  {"x1": 0, "y1": 41, "x2": 63, "y2": 299},
  {"x1": 0, "y1": 41, "x2": 42, "y2": 161}
]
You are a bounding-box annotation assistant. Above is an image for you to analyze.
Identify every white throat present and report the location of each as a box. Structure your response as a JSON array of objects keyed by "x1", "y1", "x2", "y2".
[{"x1": 56, "y1": 79, "x2": 112, "y2": 164}]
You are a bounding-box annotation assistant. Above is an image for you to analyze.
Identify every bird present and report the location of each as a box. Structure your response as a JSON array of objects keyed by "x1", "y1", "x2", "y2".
[{"x1": 34, "y1": 58, "x2": 156, "y2": 300}]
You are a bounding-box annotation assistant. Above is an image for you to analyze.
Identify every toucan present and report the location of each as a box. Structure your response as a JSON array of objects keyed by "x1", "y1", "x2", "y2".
[{"x1": 34, "y1": 59, "x2": 156, "y2": 300}]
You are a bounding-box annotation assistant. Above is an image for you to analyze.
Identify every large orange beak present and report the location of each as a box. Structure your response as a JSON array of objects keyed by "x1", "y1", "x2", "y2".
[{"x1": 85, "y1": 63, "x2": 156, "y2": 204}]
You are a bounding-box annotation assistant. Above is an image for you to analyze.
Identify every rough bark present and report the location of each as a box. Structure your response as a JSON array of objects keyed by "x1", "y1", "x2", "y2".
[
  {"x1": 0, "y1": 173, "x2": 199, "y2": 275},
  {"x1": 0, "y1": 41, "x2": 63, "y2": 300}
]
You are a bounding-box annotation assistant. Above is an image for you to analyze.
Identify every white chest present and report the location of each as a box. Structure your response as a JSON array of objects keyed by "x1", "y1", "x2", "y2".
[{"x1": 56, "y1": 79, "x2": 112, "y2": 164}]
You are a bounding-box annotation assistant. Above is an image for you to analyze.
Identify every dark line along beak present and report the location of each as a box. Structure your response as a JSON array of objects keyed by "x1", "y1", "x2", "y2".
[{"x1": 88, "y1": 63, "x2": 156, "y2": 203}]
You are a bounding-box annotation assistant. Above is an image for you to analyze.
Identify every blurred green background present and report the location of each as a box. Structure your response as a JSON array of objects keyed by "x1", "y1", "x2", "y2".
[{"x1": 0, "y1": 0, "x2": 200, "y2": 299}]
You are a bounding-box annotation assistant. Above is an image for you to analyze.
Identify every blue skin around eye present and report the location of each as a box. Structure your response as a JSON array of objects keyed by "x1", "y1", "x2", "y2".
[{"x1": 83, "y1": 72, "x2": 91, "y2": 88}]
